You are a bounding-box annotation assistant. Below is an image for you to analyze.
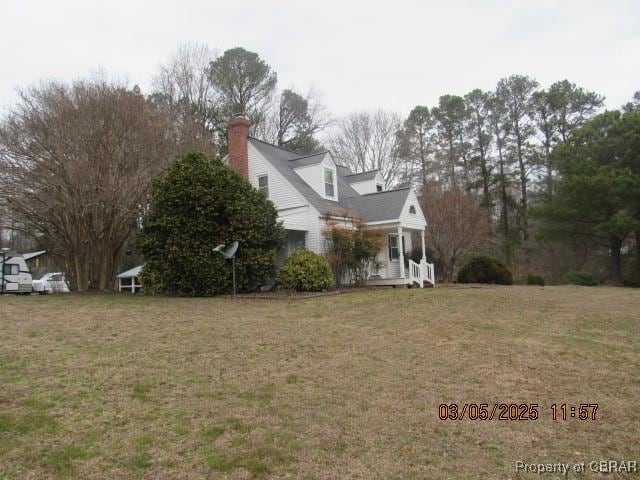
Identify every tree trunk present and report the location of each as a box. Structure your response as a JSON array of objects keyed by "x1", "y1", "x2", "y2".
[
  {"x1": 610, "y1": 236, "x2": 623, "y2": 285},
  {"x1": 544, "y1": 140, "x2": 553, "y2": 200},
  {"x1": 515, "y1": 132, "x2": 529, "y2": 242},
  {"x1": 636, "y1": 231, "x2": 640, "y2": 282},
  {"x1": 73, "y1": 253, "x2": 89, "y2": 292},
  {"x1": 480, "y1": 161, "x2": 490, "y2": 209},
  {"x1": 98, "y1": 252, "x2": 112, "y2": 291},
  {"x1": 448, "y1": 256, "x2": 456, "y2": 282},
  {"x1": 448, "y1": 133, "x2": 456, "y2": 187},
  {"x1": 497, "y1": 146, "x2": 508, "y2": 237}
]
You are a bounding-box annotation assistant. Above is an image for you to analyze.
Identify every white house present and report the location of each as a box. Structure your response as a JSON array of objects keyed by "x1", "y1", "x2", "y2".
[{"x1": 226, "y1": 115, "x2": 435, "y2": 287}]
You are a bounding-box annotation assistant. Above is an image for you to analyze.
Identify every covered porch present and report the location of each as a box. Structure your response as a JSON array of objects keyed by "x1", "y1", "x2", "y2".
[{"x1": 366, "y1": 225, "x2": 435, "y2": 288}]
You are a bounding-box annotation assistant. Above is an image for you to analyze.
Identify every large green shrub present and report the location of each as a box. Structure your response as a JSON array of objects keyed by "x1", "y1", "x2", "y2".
[
  {"x1": 527, "y1": 274, "x2": 545, "y2": 286},
  {"x1": 277, "y1": 250, "x2": 334, "y2": 292},
  {"x1": 137, "y1": 152, "x2": 285, "y2": 296},
  {"x1": 564, "y1": 271, "x2": 597, "y2": 286},
  {"x1": 457, "y1": 256, "x2": 513, "y2": 285}
]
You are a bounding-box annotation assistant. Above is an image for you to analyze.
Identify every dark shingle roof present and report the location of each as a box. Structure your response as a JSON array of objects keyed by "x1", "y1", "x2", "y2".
[
  {"x1": 248, "y1": 138, "x2": 409, "y2": 222},
  {"x1": 347, "y1": 188, "x2": 412, "y2": 223},
  {"x1": 288, "y1": 152, "x2": 328, "y2": 168},
  {"x1": 345, "y1": 170, "x2": 380, "y2": 182}
]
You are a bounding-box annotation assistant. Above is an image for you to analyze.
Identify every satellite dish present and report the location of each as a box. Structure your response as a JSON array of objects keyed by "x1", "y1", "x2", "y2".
[
  {"x1": 223, "y1": 241, "x2": 238, "y2": 259},
  {"x1": 213, "y1": 244, "x2": 225, "y2": 253}
]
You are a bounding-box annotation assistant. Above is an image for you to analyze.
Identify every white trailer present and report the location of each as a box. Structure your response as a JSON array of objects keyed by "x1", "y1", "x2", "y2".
[{"x1": 1, "y1": 251, "x2": 33, "y2": 294}]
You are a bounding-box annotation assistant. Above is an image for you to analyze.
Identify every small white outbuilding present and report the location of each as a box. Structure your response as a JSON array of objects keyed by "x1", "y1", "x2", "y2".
[{"x1": 116, "y1": 266, "x2": 142, "y2": 293}]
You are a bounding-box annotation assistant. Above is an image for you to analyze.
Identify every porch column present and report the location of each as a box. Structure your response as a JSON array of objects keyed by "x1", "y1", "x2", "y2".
[
  {"x1": 421, "y1": 229, "x2": 427, "y2": 262},
  {"x1": 398, "y1": 226, "x2": 405, "y2": 278}
]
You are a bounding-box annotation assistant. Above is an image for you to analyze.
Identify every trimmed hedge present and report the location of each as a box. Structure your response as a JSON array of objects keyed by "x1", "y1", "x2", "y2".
[
  {"x1": 564, "y1": 271, "x2": 597, "y2": 286},
  {"x1": 277, "y1": 250, "x2": 334, "y2": 292},
  {"x1": 457, "y1": 256, "x2": 513, "y2": 285}
]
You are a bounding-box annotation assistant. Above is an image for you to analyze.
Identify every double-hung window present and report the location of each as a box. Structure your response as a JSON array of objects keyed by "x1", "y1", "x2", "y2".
[
  {"x1": 388, "y1": 235, "x2": 406, "y2": 260},
  {"x1": 258, "y1": 175, "x2": 269, "y2": 197},
  {"x1": 324, "y1": 168, "x2": 335, "y2": 198}
]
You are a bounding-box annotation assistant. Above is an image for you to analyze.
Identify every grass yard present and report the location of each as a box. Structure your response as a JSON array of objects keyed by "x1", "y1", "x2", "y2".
[{"x1": 0, "y1": 287, "x2": 638, "y2": 479}]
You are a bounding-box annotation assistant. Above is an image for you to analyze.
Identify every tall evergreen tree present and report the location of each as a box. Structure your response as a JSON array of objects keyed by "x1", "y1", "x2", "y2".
[
  {"x1": 487, "y1": 91, "x2": 516, "y2": 258},
  {"x1": 464, "y1": 89, "x2": 493, "y2": 208},
  {"x1": 433, "y1": 95, "x2": 467, "y2": 187},
  {"x1": 548, "y1": 80, "x2": 604, "y2": 143},
  {"x1": 496, "y1": 74, "x2": 539, "y2": 243},
  {"x1": 536, "y1": 110, "x2": 640, "y2": 284},
  {"x1": 208, "y1": 47, "x2": 277, "y2": 127},
  {"x1": 399, "y1": 106, "x2": 436, "y2": 187}
]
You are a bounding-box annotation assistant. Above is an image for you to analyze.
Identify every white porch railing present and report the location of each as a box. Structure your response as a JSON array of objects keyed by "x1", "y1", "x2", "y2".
[
  {"x1": 408, "y1": 260, "x2": 423, "y2": 288},
  {"x1": 421, "y1": 260, "x2": 436, "y2": 286},
  {"x1": 408, "y1": 259, "x2": 436, "y2": 287}
]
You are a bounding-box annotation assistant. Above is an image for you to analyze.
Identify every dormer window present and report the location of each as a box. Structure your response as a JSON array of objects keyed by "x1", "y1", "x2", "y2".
[
  {"x1": 324, "y1": 168, "x2": 335, "y2": 198},
  {"x1": 376, "y1": 183, "x2": 383, "y2": 192},
  {"x1": 258, "y1": 175, "x2": 269, "y2": 197},
  {"x1": 409, "y1": 205, "x2": 417, "y2": 215}
]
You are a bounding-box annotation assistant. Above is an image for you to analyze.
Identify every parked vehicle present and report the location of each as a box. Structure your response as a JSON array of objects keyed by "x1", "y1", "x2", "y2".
[
  {"x1": 1, "y1": 252, "x2": 33, "y2": 294},
  {"x1": 32, "y1": 272, "x2": 71, "y2": 294}
]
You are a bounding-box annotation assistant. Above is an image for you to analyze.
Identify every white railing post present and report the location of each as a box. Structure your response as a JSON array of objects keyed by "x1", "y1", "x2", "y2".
[
  {"x1": 398, "y1": 226, "x2": 405, "y2": 279},
  {"x1": 408, "y1": 259, "x2": 424, "y2": 288},
  {"x1": 409, "y1": 260, "x2": 414, "y2": 285},
  {"x1": 420, "y1": 260, "x2": 436, "y2": 287}
]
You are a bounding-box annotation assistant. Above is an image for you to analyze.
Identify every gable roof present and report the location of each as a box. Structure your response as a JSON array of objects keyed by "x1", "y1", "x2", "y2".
[
  {"x1": 248, "y1": 137, "x2": 411, "y2": 223},
  {"x1": 288, "y1": 152, "x2": 328, "y2": 168},
  {"x1": 347, "y1": 188, "x2": 413, "y2": 223},
  {"x1": 345, "y1": 170, "x2": 380, "y2": 183}
]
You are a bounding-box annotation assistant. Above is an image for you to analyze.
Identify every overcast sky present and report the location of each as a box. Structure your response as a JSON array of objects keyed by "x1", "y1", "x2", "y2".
[{"x1": 2, "y1": 0, "x2": 639, "y2": 117}]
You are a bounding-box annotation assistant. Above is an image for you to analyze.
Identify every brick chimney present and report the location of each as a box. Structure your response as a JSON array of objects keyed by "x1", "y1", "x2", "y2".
[{"x1": 227, "y1": 114, "x2": 251, "y2": 179}]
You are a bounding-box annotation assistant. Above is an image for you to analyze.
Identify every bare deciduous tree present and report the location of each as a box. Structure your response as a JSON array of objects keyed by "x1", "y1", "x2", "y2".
[
  {"x1": 328, "y1": 110, "x2": 403, "y2": 188},
  {"x1": 150, "y1": 42, "x2": 218, "y2": 155},
  {"x1": 0, "y1": 78, "x2": 173, "y2": 291},
  {"x1": 421, "y1": 186, "x2": 489, "y2": 281}
]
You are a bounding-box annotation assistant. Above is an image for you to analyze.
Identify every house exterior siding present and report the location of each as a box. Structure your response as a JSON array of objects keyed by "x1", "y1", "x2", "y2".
[
  {"x1": 293, "y1": 155, "x2": 339, "y2": 202},
  {"x1": 347, "y1": 172, "x2": 385, "y2": 195},
  {"x1": 248, "y1": 143, "x2": 327, "y2": 253},
  {"x1": 247, "y1": 143, "x2": 307, "y2": 214},
  {"x1": 398, "y1": 189, "x2": 427, "y2": 230}
]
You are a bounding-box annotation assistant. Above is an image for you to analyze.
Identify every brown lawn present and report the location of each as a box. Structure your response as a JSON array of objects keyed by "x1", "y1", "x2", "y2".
[{"x1": 0, "y1": 286, "x2": 638, "y2": 479}]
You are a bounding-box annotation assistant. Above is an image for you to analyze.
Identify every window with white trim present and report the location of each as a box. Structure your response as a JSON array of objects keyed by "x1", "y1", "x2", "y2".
[
  {"x1": 409, "y1": 205, "x2": 417, "y2": 214},
  {"x1": 389, "y1": 235, "x2": 399, "y2": 260},
  {"x1": 376, "y1": 183, "x2": 383, "y2": 192},
  {"x1": 258, "y1": 175, "x2": 269, "y2": 197},
  {"x1": 388, "y1": 235, "x2": 406, "y2": 260},
  {"x1": 324, "y1": 168, "x2": 335, "y2": 197}
]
